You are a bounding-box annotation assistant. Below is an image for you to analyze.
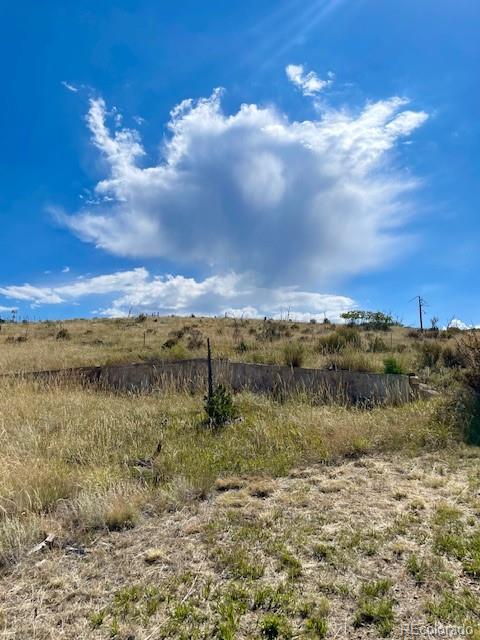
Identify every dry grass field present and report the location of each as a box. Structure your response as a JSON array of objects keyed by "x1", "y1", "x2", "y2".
[
  {"x1": 4, "y1": 450, "x2": 480, "y2": 639},
  {"x1": 0, "y1": 314, "x2": 462, "y2": 376},
  {"x1": 0, "y1": 315, "x2": 478, "y2": 638}
]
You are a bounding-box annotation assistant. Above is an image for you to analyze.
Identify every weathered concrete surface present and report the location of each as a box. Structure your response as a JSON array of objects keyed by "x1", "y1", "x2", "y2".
[{"x1": 18, "y1": 358, "x2": 415, "y2": 405}]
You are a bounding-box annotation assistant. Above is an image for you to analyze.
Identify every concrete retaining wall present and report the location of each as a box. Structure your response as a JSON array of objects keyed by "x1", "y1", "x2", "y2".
[{"x1": 22, "y1": 358, "x2": 414, "y2": 405}]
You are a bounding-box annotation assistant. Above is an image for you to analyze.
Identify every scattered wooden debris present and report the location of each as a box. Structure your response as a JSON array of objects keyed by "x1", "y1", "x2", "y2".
[{"x1": 28, "y1": 533, "x2": 55, "y2": 555}]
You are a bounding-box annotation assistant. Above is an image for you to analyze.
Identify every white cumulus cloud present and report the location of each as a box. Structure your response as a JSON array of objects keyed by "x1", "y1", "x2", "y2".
[
  {"x1": 62, "y1": 82, "x2": 427, "y2": 292},
  {"x1": 285, "y1": 63, "x2": 332, "y2": 95},
  {"x1": 445, "y1": 318, "x2": 480, "y2": 330},
  {"x1": 0, "y1": 268, "x2": 355, "y2": 321},
  {"x1": 0, "y1": 284, "x2": 64, "y2": 305}
]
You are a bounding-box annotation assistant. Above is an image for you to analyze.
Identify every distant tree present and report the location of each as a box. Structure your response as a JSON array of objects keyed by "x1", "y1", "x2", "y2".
[
  {"x1": 341, "y1": 310, "x2": 394, "y2": 331},
  {"x1": 341, "y1": 310, "x2": 365, "y2": 325}
]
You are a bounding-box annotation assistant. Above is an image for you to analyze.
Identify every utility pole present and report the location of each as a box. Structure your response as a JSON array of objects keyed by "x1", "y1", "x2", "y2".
[{"x1": 415, "y1": 296, "x2": 426, "y2": 333}]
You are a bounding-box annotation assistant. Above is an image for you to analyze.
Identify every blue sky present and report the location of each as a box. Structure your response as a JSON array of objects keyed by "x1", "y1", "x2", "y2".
[{"x1": 0, "y1": 0, "x2": 478, "y2": 326}]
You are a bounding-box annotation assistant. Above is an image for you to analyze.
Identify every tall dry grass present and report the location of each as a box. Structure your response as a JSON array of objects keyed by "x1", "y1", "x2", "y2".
[
  {"x1": 0, "y1": 315, "x2": 469, "y2": 569},
  {"x1": 0, "y1": 316, "x2": 420, "y2": 373},
  {"x1": 0, "y1": 376, "x2": 454, "y2": 569}
]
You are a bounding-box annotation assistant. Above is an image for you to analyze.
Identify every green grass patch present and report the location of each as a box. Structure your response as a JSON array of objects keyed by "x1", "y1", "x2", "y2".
[{"x1": 354, "y1": 580, "x2": 394, "y2": 637}]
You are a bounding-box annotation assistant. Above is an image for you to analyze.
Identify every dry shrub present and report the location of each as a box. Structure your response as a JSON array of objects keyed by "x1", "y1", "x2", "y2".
[
  {"x1": 433, "y1": 333, "x2": 480, "y2": 445},
  {"x1": 144, "y1": 548, "x2": 165, "y2": 564},
  {"x1": 5, "y1": 335, "x2": 27, "y2": 344},
  {"x1": 442, "y1": 344, "x2": 467, "y2": 369},
  {"x1": 367, "y1": 335, "x2": 388, "y2": 353},
  {"x1": 168, "y1": 328, "x2": 186, "y2": 340},
  {"x1": 235, "y1": 340, "x2": 249, "y2": 354},
  {"x1": 58, "y1": 484, "x2": 144, "y2": 533},
  {"x1": 186, "y1": 329, "x2": 204, "y2": 350},
  {"x1": 258, "y1": 322, "x2": 281, "y2": 342},
  {"x1": 162, "y1": 343, "x2": 189, "y2": 360},
  {"x1": 214, "y1": 476, "x2": 246, "y2": 492},
  {"x1": 407, "y1": 329, "x2": 421, "y2": 339},
  {"x1": 316, "y1": 326, "x2": 361, "y2": 354},
  {"x1": 0, "y1": 462, "x2": 78, "y2": 517},
  {"x1": 248, "y1": 480, "x2": 274, "y2": 498},
  {"x1": 283, "y1": 341, "x2": 305, "y2": 368},
  {"x1": 434, "y1": 388, "x2": 480, "y2": 446},
  {"x1": 0, "y1": 514, "x2": 48, "y2": 569},
  {"x1": 327, "y1": 349, "x2": 377, "y2": 373},
  {"x1": 417, "y1": 341, "x2": 442, "y2": 369},
  {"x1": 104, "y1": 497, "x2": 139, "y2": 531},
  {"x1": 458, "y1": 332, "x2": 480, "y2": 393}
]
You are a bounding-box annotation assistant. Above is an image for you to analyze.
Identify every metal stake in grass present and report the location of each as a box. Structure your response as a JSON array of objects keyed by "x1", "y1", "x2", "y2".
[{"x1": 207, "y1": 337, "x2": 213, "y2": 403}]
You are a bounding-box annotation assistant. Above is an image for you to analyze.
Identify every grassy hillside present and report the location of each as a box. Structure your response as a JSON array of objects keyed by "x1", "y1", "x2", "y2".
[
  {"x1": 0, "y1": 315, "x2": 466, "y2": 381},
  {"x1": 0, "y1": 315, "x2": 478, "y2": 638}
]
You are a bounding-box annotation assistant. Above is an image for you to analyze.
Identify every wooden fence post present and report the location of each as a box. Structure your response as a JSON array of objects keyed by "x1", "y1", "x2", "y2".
[{"x1": 207, "y1": 338, "x2": 213, "y2": 401}]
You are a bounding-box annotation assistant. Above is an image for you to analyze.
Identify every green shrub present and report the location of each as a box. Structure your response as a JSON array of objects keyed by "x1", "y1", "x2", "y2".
[
  {"x1": 336, "y1": 326, "x2": 362, "y2": 347},
  {"x1": 354, "y1": 580, "x2": 394, "y2": 637},
  {"x1": 259, "y1": 613, "x2": 292, "y2": 639},
  {"x1": 204, "y1": 385, "x2": 238, "y2": 427},
  {"x1": 163, "y1": 343, "x2": 189, "y2": 360},
  {"x1": 283, "y1": 342, "x2": 305, "y2": 368},
  {"x1": 406, "y1": 553, "x2": 429, "y2": 585},
  {"x1": 235, "y1": 340, "x2": 249, "y2": 354},
  {"x1": 218, "y1": 547, "x2": 264, "y2": 579},
  {"x1": 341, "y1": 310, "x2": 394, "y2": 331},
  {"x1": 384, "y1": 357, "x2": 404, "y2": 375},
  {"x1": 305, "y1": 614, "x2": 328, "y2": 638},
  {"x1": 317, "y1": 327, "x2": 361, "y2": 354},
  {"x1": 277, "y1": 548, "x2": 302, "y2": 579},
  {"x1": 418, "y1": 342, "x2": 443, "y2": 369},
  {"x1": 328, "y1": 350, "x2": 377, "y2": 373}
]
